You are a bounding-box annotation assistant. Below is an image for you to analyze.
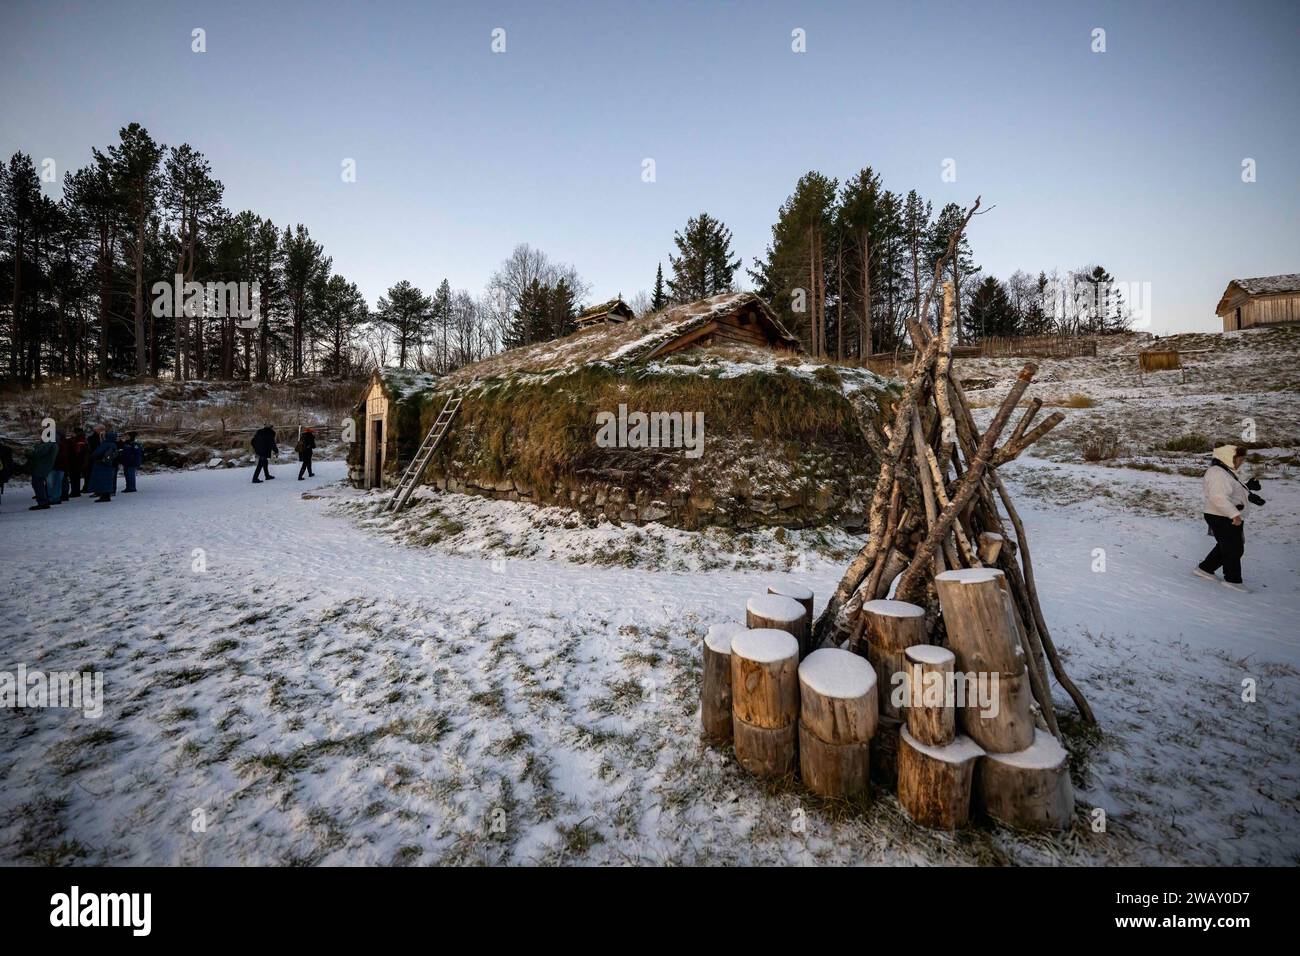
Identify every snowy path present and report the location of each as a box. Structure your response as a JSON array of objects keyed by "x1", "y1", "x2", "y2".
[{"x1": 1, "y1": 460, "x2": 1297, "y2": 865}]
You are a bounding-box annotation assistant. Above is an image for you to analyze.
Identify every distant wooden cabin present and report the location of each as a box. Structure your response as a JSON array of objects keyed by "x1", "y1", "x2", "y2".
[
  {"x1": 1216, "y1": 274, "x2": 1300, "y2": 331},
  {"x1": 348, "y1": 369, "x2": 441, "y2": 489},
  {"x1": 574, "y1": 297, "x2": 635, "y2": 328}
]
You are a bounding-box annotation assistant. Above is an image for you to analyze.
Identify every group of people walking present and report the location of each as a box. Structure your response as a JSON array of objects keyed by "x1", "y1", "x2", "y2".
[
  {"x1": 249, "y1": 424, "x2": 316, "y2": 483},
  {"x1": 0, "y1": 425, "x2": 143, "y2": 512},
  {"x1": 0, "y1": 421, "x2": 322, "y2": 513}
]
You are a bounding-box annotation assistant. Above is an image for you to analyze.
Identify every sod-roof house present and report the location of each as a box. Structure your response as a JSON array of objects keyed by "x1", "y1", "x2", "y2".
[
  {"x1": 573, "y1": 297, "x2": 635, "y2": 328},
  {"x1": 439, "y1": 291, "x2": 801, "y2": 381},
  {"x1": 347, "y1": 368, "x2": 440, "y2": 489},
  {"x1": 354, "y1": 292, "x2": 895, "y2": 531},
  {"x1": 1215, "y1": 274, "x2": 1300, "y2": 331}
]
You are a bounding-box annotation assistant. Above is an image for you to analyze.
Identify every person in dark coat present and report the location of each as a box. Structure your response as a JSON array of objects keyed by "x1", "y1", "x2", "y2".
[
  {"x1": 120, "y1": 432, "x2": 143, "y2": 492},
  {"x1": 251, "y1": 424, "x2": 278, "y2": 483},
  {"x1": 89, "y1": 430, "x2": 119, "y2": 502},
  {"x1": 82, "y1": 426, "x2": 102, "y2": 494},
  {"x1": 45, "y1": 429, "x2": 68, "y2": 506},
  {"x1": 26, "y1": 438, "x2": 58, "y2": 510},
  {"x1": 296, "y1": 428, "x2": 317, "y2": 480},
  {"x1": 52, "y1": 429, "x2": 80, "y2": 503},
  {"x1": 65, "y1": 428, "x2": 85, "y2": 498}
]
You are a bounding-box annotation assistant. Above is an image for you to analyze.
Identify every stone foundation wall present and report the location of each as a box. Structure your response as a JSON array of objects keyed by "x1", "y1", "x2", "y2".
[{"x1": 427, "y1": 471, "x2": 868, "y2": 531}]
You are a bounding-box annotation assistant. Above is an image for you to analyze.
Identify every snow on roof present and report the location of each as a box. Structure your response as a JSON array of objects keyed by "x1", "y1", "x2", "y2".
[
  {"x1": 378, "y1": 368, "x2": 441, "y2": 402},
  {"x1": 731, "y1": 628, "x2": 799, "y2": 664},
  {"x1": 799, "y1": 648, "x2": 876, "y2": 699},
  {"x1": 1216, "y1": 274, "x2": 1300, "y2": 314},
  {"x1": 575, "y1": 297, "x2": 635, "y2": 324},
  {"x1": 607, "y1": 292, "x2": 798, "y2": 362},
  {"x1": 440, "y1": 292, "x2": 799, "y2": 386}
]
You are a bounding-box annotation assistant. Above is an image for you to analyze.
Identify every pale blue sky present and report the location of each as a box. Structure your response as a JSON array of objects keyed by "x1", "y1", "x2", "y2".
[{"x1": 2, "y1": 0, "x2": 1297, "y2": 331}]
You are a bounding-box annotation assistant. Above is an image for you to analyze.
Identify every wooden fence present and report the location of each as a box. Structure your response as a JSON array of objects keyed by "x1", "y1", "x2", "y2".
[
  {"x1": 864, "y1": 335, "x2": 1095, "y2": 375},
  {"x1": 978, "y1": 335, "x2": 1097, "y2": 358}
]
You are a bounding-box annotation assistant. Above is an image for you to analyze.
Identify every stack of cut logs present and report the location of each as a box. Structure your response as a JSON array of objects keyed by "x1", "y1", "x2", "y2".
[
  {"x1": 700, "y1": 197, "x2": 1093, "y2": 832},
  {"x1": 703, "y1": 586, "x2": 879, "y2": 798},
  {"x1": 702, "y1": 577, "x2": 1073, "y2": 830}
]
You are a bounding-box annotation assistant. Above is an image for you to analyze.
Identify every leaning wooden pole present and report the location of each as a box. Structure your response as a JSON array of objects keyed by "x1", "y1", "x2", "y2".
[{"x1": 814, "y1": 197, "x2": 982, "y2": 646}]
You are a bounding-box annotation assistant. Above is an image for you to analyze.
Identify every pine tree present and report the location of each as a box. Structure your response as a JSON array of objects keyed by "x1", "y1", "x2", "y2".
[
  {"x1": 666, "y1": 212, "x2": 740, "y2": 303},
  {"x1": 162, "y1": 144, "x2": 224, "y2": 379},
  {"x1": 503, "y1": 277, "x2": 548, "y2": 349},
  {"x1": 967, "y1": 276, "x2": 1018, "y2": 339},
  {"x1": 251, "y1": 217, "x2": 282, "y2": 381},
  {"x1": 2, "y1": 153, "x2": 41, "y2": 384},
  {"x1": 901, "y1": 190, "x2": 932, "y2": 331},
  {"x1": 547, "y1": 278, "x2": 576, "y2": 339},
  {"x1": 107, "y1": 124, "x2": 166, "y2": 377},
  {"x1": 430, "y1": 278, "x2": 452, "y2": 371},
  {"x1": 376, "y1": 280, "x2": 431, "y2": 368},
  {"x1": 62, "y1": 152, "x2": 121, "y2": 380},
  {"x1": 1079, "y1": 265, "x2": 1128, "y2": 334},
  {"x1": 281, "y1": 225, "x2": 331, "y2": 377},
  {"x1": 747, "y1": 172, "x2": 837, "y2": 356},
  {"x1": 650, "y1": 263, "x2": 666, "y2": 311},
  {"x1": 837, "y1": 168, "x2": 891, "y2": 357}
]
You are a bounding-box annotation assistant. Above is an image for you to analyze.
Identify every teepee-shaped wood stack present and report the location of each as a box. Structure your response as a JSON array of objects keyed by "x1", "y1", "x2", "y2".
[{"x1": 702, "y1": 198, "x2": 1094, "y2": 831}]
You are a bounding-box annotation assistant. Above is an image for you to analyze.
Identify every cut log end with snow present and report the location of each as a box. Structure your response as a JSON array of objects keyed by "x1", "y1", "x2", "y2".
[
  {"x1": 767, "y1": 582, "x2": 814, "y2": 622},
  {"x1": 730, "y1": 628, "x2": 800, "y2": 731},
  {"x1": 976, "y1": 728, "x2": 1075, "y2": 831},
  {"x1": 798, "y1": 647, "x2": 878, "y2": 744},
  {"x1": 862, "y1": 599, "x2": 927, "y2": 650},
  {"x1": 934, "y1": 568, "x2": 1026, "y2": 675},
  {"x1": 862, "y1": 599, "x2": 928, "y2": 719},
  {"x1": 897, "y1": 726, "x2": 984, "y2": 831},
  {"x1": 701, "y1": 623, "x2": 743, "y2": 742},
  {"x1": 904, "y1": 643, "x2": 956, "y2": 748},
  {"x1": 747, "y1": 593, "x2": 810, "y2": 658},
  {"x1": 797, "y1": 647, "x2": 876, "y2": 799}
]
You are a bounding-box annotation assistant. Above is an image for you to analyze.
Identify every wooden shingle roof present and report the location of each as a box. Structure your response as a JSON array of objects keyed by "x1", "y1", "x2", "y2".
[{"x1": 1216, "y1": 274, "x2": 1300, "y2": 314}]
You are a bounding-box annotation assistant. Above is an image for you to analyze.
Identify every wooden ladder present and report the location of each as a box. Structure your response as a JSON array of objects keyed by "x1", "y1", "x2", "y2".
[{"x1": 387, "y1": 392, "x2": 462, "y2": 513}]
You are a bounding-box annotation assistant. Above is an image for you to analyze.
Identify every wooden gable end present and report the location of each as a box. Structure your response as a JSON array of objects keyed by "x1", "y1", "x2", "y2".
[{"x1": 647, "y1": 301, "x2": 799, "y2": 359}]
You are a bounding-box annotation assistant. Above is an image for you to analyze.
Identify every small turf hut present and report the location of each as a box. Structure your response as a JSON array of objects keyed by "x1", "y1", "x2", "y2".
[
  {"x1": 1216, "y1": 274, "x2": 1300, "y2": 331},
  {"x1": 574, "y1": 297, "x2": 635, "y2": 328},
  {"x1": 347, "y1": 368, "x2": 441, "y2": 489},
  {"x1": 393, "y1": 292, "x2": 897, "y2": 530}
]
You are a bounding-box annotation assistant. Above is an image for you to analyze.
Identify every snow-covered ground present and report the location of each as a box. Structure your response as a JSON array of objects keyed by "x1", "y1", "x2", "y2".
[{"x1": 2, "y1": 445, "x2": 1297, "y2": 865}]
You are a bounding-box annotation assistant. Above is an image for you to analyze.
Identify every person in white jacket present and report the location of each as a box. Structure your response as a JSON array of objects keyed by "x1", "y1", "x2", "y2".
[{"x1": 1193, "y1": 444, "x2": 1252, "y2": 591}]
